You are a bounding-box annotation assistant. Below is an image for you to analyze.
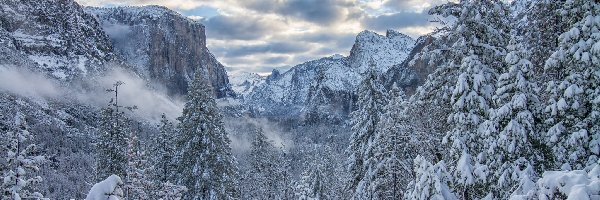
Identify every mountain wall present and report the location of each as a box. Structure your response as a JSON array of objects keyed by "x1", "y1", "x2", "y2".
[{"x1": 87, "y1": 6, "x2": 233, "y2": 97}]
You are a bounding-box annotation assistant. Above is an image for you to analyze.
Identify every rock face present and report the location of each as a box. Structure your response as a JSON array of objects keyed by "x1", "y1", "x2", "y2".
[
  {"x1": 0, "y1": 0, "x2": 117, "y2": 80},
  {"x1": 382, "y1": 34, "x2": 436, "y2": 95},
  {"x1": 87, "y1": 6, "x2": 233, "y2": 98},
  {"x1": 242, "y1": 30, "x2": 416, "y2": 121}
]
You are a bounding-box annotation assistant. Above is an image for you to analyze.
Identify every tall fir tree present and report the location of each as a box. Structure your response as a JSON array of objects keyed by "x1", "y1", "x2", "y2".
[
  {"x1": 245, "y1": 128, "x2": 279, "y2": 199},
  {"x1": 174, "y1": 72, "x2": 238, "y2": 200},
  {"x1": 124, "y1": 130, "x2": 152, "y2": 200},
  {"x1": 150, "y1": 113, "x2": 176, "y2": 183},
  {"x1": 358, "y1": 84, "x2": 413, "y2": 199},
  {"x1": 428, "y1": 0, "x2": 511, "y2": 198},
  {"x1": 486, "y1": 37, "x2": 542, "y2": 198},
  {"x1": 346, "y1": 66, "x2": 387, "y2": 198},
  {"x1": 543, "y1": 1, "x2": 600, "y2": 170},
  {"x1": 1, "y1": 112, "x2": 45, "y2": 199},
  {"x1": 96, "y1": 81, "x2": 130, "y2": 181}
]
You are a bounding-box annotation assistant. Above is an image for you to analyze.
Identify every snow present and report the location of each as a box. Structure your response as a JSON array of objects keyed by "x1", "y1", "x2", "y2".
[
  {"x1": 86, "y1": 175, "x2": 124, "y2": 200},
  {"x1": 511, "y1": 164, "x2": 600, "y2": 200},
  {"x1": 228, "y1": 72, "x2": 265, "y2": 97}
]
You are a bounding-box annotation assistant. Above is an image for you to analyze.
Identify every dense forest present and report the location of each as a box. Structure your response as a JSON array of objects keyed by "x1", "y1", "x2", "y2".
[{"x1": 1, "y1": 0, "x2": 599, "y2": 199}]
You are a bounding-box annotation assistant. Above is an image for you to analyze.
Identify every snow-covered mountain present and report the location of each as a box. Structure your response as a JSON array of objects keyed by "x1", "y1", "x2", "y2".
[
  {"x1": 229, "y1": 71, "x2": 266, "y2": 98},
  {"x1": 243, "y1": 30, "x2": 416, "y2": 120},
  {"x1": 86, "y1": 6, "x2": 233, "y2": 97}
]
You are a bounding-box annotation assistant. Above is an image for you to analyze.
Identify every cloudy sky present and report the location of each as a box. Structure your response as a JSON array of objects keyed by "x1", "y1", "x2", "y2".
[{"x1": 77, "y1": 0, "x2": 444, "y2": 75}]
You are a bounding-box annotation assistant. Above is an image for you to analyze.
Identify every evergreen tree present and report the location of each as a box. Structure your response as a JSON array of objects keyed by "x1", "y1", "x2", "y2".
[
  {"x1": 245, "y1": 128, "x2": 278, "y2": 199},
  {"x1": 275, "y1": 146, "x2": 295, "y2": 200},
  {"x1": 346, "y1": 66, "x2": 387, "y2": 197},
  {"x1": 405, "y1": 156, "x2": 456, "y2": 200},
  {"x1": 430, "y1": 0, "x2": 511, "y2": 198},
  {"x1": 358, "y1": 84, "x2": 413, "y2": 199},
  {"x1": 150, "y1": 114, "x2": 176, "y2": 183},
  {"x1": 96, "y1": 81, "x2": 130, "y2": 181},
  {"x1": 174, "y1": 72, "x2": 238, "y2": 199},
  {"x1": 1, "y1": 112, "x2": 45, "y2": 199},
  {"x1": 295, "y1": 160, "x2": 328, "y2": 200},
  {"x1": 486, "y1": 37, "x2": 542, "y2": 198},
  {"x1": 543, "y1": 1, "x2": 600, "y2": 170},
  {"x1": 125, "y1": 131, "x2": 151, "y2": 200}
]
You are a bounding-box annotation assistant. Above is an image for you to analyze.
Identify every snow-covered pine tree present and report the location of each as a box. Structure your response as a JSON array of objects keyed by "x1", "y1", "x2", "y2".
[
  {"x1": 405, "y1": 155, "x2": 456, "y2": 200},
  {"x1": 486, "y1": 37, "x2": 542, "y2": 198},
  {"x1": 96, "y1": 81, "x2": 130, "y2": 181},
  {"x1": 125, "y1": 130, "x2": 151, "y2": 199},
  {"x1": 543, "y1": 1, "x2": 600, "y2": 170},
  {"x1": 275, "y1": 146, "x2": 295, "y2": 200},
  {"x1": 150, "y1": 113, "x2": 176, "y2": 183},
  {"x1": 295, "y1": 160, "x2": 328, "y2": 200},
  {"x1": 245, "y1": 127, "x2": 278, "y2": 199},
  {"x1": 358, "y1": 84, "x2": 413, "y2": 199},
  {"x1": 346, "y1": 65, "x2": 387, "y2": 197},
  {"x1": 174, "y1": 72, "x2": 238, "y2": 200},
  {"x1": 521, "y1": 0, "x2": 568, "y2": 76},
  {"x1": 430, "y1": 0, "x2": 511, "y2": 198},
  {"x1": 1, "y1": 112, "x2": 45, "y2": 200}
]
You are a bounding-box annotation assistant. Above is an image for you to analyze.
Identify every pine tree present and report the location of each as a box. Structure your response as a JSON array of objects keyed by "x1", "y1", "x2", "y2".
[
  {"x1": 543, "y1": 1, "x2": 600, "y2": 170},
  {"x1": 96, "y1": 81, "x2": 130, "y2": 181},
  {"x1": 295, "y1": 160, "x2": 328, "y2": 200},
  {"x1": 275, "y1": 146, "x2": 295, "y2": 200},
  {"x1": 486, "y1": 37, "x2": 542, "y2": 198},
  {"x1": 245, "y1": 128, "x2": 278, "y2": 199},
  {"x1": 1, "y1": 112, "x2": 45, "y2": 199},
  {"x1": 405, "y1": 156, "x2": 456, "y2": 200},
  {"x1": 151, "y1": 114, "x2": 176, "y2": 183},
  {"x1": 430, "y1": 0, "x2": 511, "y2": 198},
  {"x1": 174, "y1": 72, "x2": 238, "y2": 199},
  {"x1": 125, "y1": 131, "x2": 151, "y2": 200},
  {"x1": 358, "y1": 84, "x2": 413, "y2": 199},
  {"x1": 346, "y1": 66, "x2": 387, "y2": 197}
]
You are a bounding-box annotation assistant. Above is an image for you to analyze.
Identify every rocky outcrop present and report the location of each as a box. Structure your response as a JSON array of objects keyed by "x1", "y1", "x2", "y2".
[
  {"x1": 87, "y1": 6, "x2": 233, "y2": 98},
  {"x1": 0, "y1": 0, "x2": 117, "y2": 80}
]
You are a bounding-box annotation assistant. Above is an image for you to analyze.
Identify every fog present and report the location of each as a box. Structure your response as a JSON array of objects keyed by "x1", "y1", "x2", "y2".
[
  {"x1": 0, "y1": 66, "x2": 62, "y2": 98},
  {"x1": 0, "y1": 65, "x2": 183, "y2": 123}
]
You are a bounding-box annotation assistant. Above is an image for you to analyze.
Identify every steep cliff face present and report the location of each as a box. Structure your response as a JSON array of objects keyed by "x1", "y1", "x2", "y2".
[
  {"x1": 87, "y1": 6, "x2": 232, "y2": 98},
  {"x1": 0, "y1": 0, "x2": 117, "y2": 80},
  {"x1": 382, "y1": 34, "x2": 436, "y2": 95},
  {"x1": 243, "y1": 30, "x2": 415, "y2": 120}
]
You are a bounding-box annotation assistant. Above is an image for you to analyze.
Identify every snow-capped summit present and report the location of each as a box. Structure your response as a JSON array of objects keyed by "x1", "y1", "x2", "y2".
[
  {"x1": 348, "y1": 30, "x2": 415, "y2": 74},
  {"x1": 243, "y1": 29, "x2": 416, "y2": 119},
  {"x1": 229, "y1": 72, "x2": 265, "y2": 97}
]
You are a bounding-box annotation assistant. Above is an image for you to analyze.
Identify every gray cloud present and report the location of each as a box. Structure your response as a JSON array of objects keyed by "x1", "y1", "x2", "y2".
[
  {"x1": 200, "y1": 14, "x2": 279, "y2": 40},
  {"x1": 361, "y1": 11, "x2": 430, "y2": 31},
  {"x1": 220, "y1": 42, "x2": 312, "y2": 57},
  {"x1": 241, "y1": 0, "x2": 357, "y2": 25}
]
